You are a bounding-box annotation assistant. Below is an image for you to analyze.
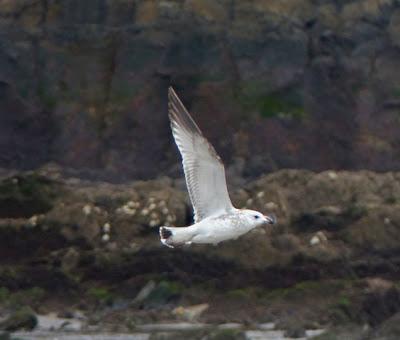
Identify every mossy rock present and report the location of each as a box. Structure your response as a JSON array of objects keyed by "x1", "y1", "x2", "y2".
[
  {"x1": 86, "y1": 287, "x2": 114, "y2": 305},
  {"x1": 0, "y1": 307, "x2": 37, "y2": 331},
  {"x1": 237, "y1": 83, "x2": 306, "y2": 119},
  {"x1": 143, "y1": 281, "x2": 182, "y2": 308},
  {"x1": 0, "y1": 174, "x2": 59, "y2": 218}
]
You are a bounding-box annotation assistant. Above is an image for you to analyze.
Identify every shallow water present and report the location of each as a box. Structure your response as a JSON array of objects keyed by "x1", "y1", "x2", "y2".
[
  {"x1": 12, "y1": 316, "x2": 325, "y2": 340},
  {"x1": 14, "y1": 324, "x2": 325, "y2": 340}
]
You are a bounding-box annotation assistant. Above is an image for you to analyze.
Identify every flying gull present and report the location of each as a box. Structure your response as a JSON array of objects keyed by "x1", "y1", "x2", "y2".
[{"x1": 160, "y1": 87, "x2": 276, "y2": 248}]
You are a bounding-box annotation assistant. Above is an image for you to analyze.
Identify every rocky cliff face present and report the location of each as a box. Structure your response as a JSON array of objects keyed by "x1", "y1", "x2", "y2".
[{"x1": 1, "y1": 0, "x2": 400, "y2": 179}]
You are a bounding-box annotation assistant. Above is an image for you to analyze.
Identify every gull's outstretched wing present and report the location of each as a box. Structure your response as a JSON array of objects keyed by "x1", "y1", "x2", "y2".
[{"x1": 168, "y1": 87, "x2": 233, "y2": 222}]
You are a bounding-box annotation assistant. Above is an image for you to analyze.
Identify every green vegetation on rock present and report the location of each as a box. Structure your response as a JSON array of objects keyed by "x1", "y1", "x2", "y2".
[
  {"x1": 265, "y1": 280, "x2": 351, "y2": 301},
  {"x1": 87, "y1": 287, "x2": 114, "y2": 305},
  {"x1": 0, "y1": 287, "x2": 45, "y2": 309},
  {"x1": 143, "y1": 281, "x2": 182, "y2": 307},
  {"x1": 236, "y1": 83, "x2": 306, "y2": 119}
]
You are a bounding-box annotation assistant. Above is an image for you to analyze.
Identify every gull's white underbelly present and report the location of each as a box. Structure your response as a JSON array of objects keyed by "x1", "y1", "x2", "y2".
[{"x1": 190, "y1": 214, "x2": 255, "y2": 244}]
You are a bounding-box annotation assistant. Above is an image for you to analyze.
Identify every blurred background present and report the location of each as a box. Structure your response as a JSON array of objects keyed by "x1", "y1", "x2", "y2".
[{"x1": 1, "y1": 1, "x2": 400, "y2": 339}]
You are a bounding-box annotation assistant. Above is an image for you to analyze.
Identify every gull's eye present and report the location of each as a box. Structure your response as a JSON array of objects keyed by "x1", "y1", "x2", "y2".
[{"x1": 254, "y1": 215, "x2": 260, "y2": 219}]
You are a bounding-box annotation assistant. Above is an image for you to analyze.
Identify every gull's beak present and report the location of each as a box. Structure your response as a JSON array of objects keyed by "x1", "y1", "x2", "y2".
[{"x1": 263, "y1": 214, "x2": 277, "y2": 225}]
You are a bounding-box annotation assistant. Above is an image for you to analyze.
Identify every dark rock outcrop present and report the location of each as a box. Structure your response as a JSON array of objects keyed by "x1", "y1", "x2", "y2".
[
  {"x1": 0, "y1": 173, "x2": 59, "y2": 218},
  {"x1": 0, "y1": 169, "x2": 399, "y2": 290}
]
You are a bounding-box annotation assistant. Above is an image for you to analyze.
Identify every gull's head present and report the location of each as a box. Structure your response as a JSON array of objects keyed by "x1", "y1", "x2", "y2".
[{"x1": 242, "y1": 209, "x2": 277, "y2": 227}]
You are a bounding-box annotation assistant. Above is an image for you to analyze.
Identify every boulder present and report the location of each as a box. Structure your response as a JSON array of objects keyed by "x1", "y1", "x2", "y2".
[
  {"x1": 370, "y1": 312, "x2": 400, "y2": 340},
  {"x1": 0, "y1": 307, "x2": 37, "y2": 331}
]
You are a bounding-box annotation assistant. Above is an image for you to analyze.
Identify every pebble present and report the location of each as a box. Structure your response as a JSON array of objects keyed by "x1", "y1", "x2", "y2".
[
  {"x1": 310, "y1": 235, "x2": 320, "y2": 246},
  {"x1": 264, "y1": 202, "x2": 278, "y2": 210},
  {"x1": 103, "y1": 223, "x2": 111, "y2": 233},
  {"x1": 316, "y1": 231, "x2": 328, "y2": 242},
  {"x1": 28, "y1": 215, "x2": 38, "y2": 227},
  {"x1": 82, "y1": 205, "x2": 92, "y2": 215},
  {"x1": 172, "y1": 303, "x2": 209, "y2": 321},
  {"x1": 127, "y1": 201, "x2": 136, "y2": 208},
  {"x1": 310, "y1": 231, "x2": 328, "y2": 246},
  {"x1": 122, "y1": 206, "x2": 136, "y2": 215},
  {"x1": 327, "y1": 171, "x2": 338, "y2": 180},
  {"x1": 149, "y1": 220, "x2": 158, "y2": 227}
]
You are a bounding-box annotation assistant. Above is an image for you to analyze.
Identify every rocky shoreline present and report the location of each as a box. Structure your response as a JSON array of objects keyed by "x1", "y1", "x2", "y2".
[{"x1": 0, "y1": 167, "x2": 399, "y2": 339}]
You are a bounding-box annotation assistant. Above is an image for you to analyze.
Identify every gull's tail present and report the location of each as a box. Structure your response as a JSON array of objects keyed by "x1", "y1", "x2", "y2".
[{"x1": 159, "y1": 225, "x2": 197, "y2": 248}]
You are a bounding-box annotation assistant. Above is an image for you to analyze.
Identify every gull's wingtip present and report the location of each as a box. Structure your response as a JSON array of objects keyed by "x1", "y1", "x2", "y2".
[{"x1": 168, "y1": 86, "x2": 176, "y2": 96}]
